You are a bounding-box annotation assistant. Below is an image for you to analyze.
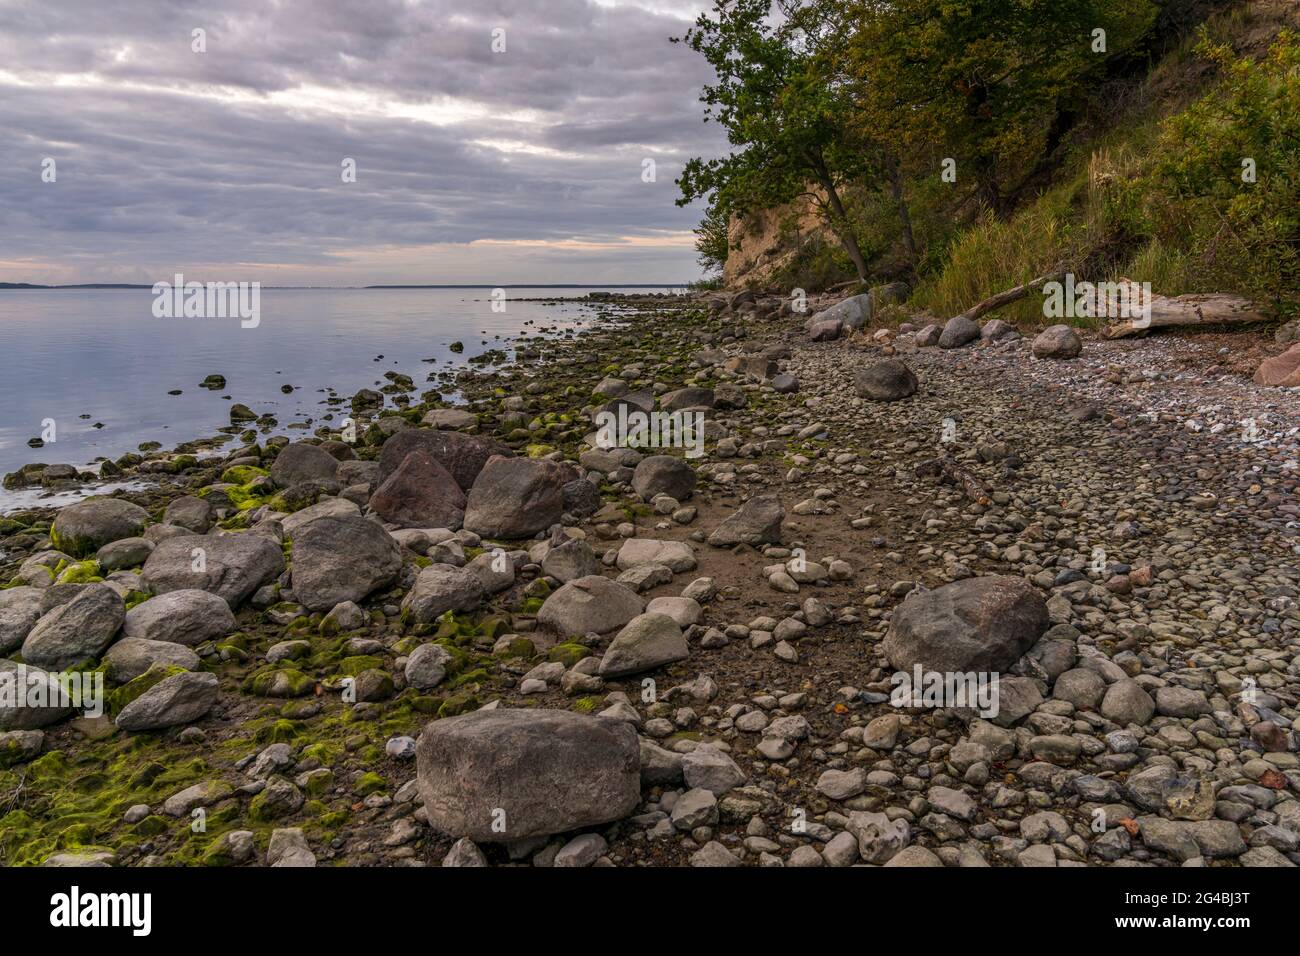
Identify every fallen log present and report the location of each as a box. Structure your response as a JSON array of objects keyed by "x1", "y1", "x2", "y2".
[
  {"x1": 916, "y1": 456, "x2": 992, "y2": 506},
  {"x1": 954, "y1": 272, "x2": 1065, "y2": 322},
  {"x1": 1101, "y1": 278, "x2": 1267, "y2": 338}
]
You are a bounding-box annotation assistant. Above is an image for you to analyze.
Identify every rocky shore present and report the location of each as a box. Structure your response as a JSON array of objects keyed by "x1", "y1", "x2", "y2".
[{"x1": 1, "y1": 288, "x2": 1298, "y2": 868}]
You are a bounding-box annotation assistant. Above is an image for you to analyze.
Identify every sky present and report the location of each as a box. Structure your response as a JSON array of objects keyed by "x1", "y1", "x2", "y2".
[{"x1": 0, "y1": 0, "x2": 725, "y2": 286}]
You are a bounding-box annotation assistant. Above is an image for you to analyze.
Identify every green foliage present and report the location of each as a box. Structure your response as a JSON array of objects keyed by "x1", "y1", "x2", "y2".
[
  {"x1": 842, "y1": 0, "x2": 1158, "y2": 212},
  {"x1": 1123, "y1": 30, "x2": 1300, "y2": 316},
  {"x1": 675, "y1": 0, "x2": 876, "y2": 279},
  {"x1": 695, "y1": 197, "x2": 732, "y2": 275}
]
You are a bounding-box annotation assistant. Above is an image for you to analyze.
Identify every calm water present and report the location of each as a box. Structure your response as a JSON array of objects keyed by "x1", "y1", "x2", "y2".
[{"x1": 0, "y1": 286, "x2": 657, "y2": 507}]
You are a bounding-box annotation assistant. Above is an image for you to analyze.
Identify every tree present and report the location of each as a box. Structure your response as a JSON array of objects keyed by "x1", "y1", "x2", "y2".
[
  {"x1": 675, "y1": 0, "x2": 876, "y2": 282},
  {"x1": 694, "y1": 197, "x2": 732, "y2": 276},
  {"x1": 842, "y1": 0, "x2": 1159, "y2": 214},
  {"x1": 1131, "y1": 30, "x2": 1300, "y2": 313}
]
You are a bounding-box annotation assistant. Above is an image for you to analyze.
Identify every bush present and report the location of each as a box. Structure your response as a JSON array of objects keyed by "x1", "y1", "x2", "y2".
[{"x1": 1123, "y1": 31, "x2": 1300, "y2": 317}]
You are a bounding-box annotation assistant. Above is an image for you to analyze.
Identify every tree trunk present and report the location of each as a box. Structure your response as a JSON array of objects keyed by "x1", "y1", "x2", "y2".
[
  {"x1": 885, "y1": 152, "x2": 918, "y2": 274},
  {"x1": 954, "y1": 272, "x2": 1064, "y2": 321},
  {"x1": 1101, "y1": 279, "x2": 1267, "y2": 338},
  {"x1": 815, "y1": 165, "x2": 869, "y2": 282}
]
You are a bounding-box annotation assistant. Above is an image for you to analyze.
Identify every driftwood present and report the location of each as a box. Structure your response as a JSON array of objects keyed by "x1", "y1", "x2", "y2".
[
  {"x1": 916, "y1": 456, "x2": 992, "y2": 506},
  {"x1": 1100, "y1": 279, "x2": 1267, "y2": 338},
  {"x1": 954, "y1": 272, "x2": 1065, "y2": 322}
]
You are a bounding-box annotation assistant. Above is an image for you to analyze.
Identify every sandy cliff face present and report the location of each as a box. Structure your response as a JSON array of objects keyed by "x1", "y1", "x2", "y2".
[{"x1": 722, "y1": 194, "x2": 824, "y2": 290}]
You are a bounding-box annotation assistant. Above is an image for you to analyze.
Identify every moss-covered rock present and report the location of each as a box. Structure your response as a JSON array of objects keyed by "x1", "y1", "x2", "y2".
[
  {"x1": 548, "y1": 642, "x2": 590, "y2": 668},
  {"x1": 247, "y1": 667, "x2": 316, "y2": 699}
]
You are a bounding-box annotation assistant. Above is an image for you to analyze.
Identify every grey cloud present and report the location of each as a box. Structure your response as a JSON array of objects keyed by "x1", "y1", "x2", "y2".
[{"x1": 0, "y1": 0, "x2": 726, "y2": 283}]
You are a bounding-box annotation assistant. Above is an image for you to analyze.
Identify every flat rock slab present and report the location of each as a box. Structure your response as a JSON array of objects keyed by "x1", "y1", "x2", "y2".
[
  {"x1": 1254, "y1": 343, "x2": 1300, "y2": 387},
  {"x1": 416, "y1": 708, "x2": 640, "y2": 842},
  {"x1": 615, "y1": 538, "x2": 697, "y2": 573}
]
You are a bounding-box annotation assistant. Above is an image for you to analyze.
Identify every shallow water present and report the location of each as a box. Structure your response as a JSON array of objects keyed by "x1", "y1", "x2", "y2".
[{"x1": 0, "y1": 286, "x2": 657, "y2": 509}]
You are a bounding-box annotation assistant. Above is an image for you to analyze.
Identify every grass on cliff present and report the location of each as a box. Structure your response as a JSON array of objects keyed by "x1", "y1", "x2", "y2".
[
  {"x1": 761, "y1": 12, "x2": 1300, "y2": 328},
  {"x1": 914, "y1": 28, "x2": 1300, "y2": 326}
]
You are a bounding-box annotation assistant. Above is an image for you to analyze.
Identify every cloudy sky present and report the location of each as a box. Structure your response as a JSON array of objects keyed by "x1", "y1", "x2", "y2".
[{"x1": 0, "y1": 0, "x2": 724, "y2": 285}]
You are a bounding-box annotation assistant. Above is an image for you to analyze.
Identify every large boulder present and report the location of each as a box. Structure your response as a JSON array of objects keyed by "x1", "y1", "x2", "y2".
[
  {"x1": 1101, "y1": 679, "x2": 1156, "y2": 726},
  {"x1": 0, "y1": 587, "x2": 43, "y2": 655},
  {"x1": 915, "y1": 324, "x2": 942, "y2": 347},
  {"x1": 1253, "y1": 343, "x2": 1300, "y2": 387},
  {"x1": 632, "y1": 456, "x2": 696, "y2": 502},
  {"x1": 466, "y1": 552, "x2": 516, "y2": 595},
  {"x1": 883, "y1": 575, "x2": 1049, "y2": 674},
  {"x1": 401, "y1": 565, "x2": 486, "y2": 624},
  {"x1": 562, "y1": 478, "x2": 602, "y2": 519},
  {"x1": 707, "y1": 495, "x2": 784, "y2": 547},
  {"x1": 337, "y1": 460, "x2": 380, "y2": 487},
  {"x1": 290, "y1": 516, "x2": 402, "y2": 612},
  {"x1": 421, "y1": 407, "x2": 478, "y2": 430},
  {"x1": 51, "y1": 498, "x2": 149, "y2": 557},
  {"x1": 378, "y1": 429, "x2": 510, "y2": 492},
  {"x1": 104, "y1": 638, "x2": 202, "y2": 684},
  {"x1": 141, "y1": 533, "x2": 284, "y2": 609},
  {"x1": 1032, "y1": 324, "x2": 1083, "y2": 360},
  {"x1": 280, "y1": 498, "x2": 360, "y2": 538},
  {"x1": 853, "y1": 360, "x2": 918, "y2": 401},
  {"x1": 807, "y1": 319, "x2": 842, "y2": 342},
  {"x1": 116, "y1": 671, "x2": 219, "y2": 731},
  {"x1": 21, "y1": 584, "x2": 124, "y2": 669},
  {"x1": 96, "y1": 537, "x2": 153, "y2": 572},
  {"x1": 463, "y1": 456, "x2": 567, "y2": 539},
  {"x1": 598, "y1": 613, "x2": 689, "y2": 678},
  {"x1": 809, "y1": 294, "x2": 873, "y2": 332},
  {"x1": 163, "y1": 496, "x2": 213, "y2": 534},
  {"x1": 369, "y1": 450, "x2": 467, "y2": 529},
  {"x1": 404, "y1": 643, "x2": 455, "y2": 689},
  {"x1": 537, "y1": 576, "x2": 643, "y2": 636},
  {"x1": 938, "y1": 315, "x2": 981, "y2": 349},
  {"x1": 870, "y1": 281, "x2": 910, "y2": 311},
  {"x1": 660, "y1": 387, "x2": 715, "y2": 412},
  {"x1": 540, "y1": 539, "x2": 600, "y2": 584},
  {"x1": 723, "y1": 354, "x2": 778, "y2": 379},
  {"x1": 123, "y1": 589, "x2": 236, "y2": 646},
  {"x1": 269, "y1": 443, "x2": 339, "y2": 488},
  {"x1": 416, "y1": 709, "x2": 641, "y2": 841}
]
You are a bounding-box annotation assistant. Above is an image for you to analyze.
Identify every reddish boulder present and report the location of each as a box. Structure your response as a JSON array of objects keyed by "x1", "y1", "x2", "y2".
[
  {"x1": 369, "y1": 450, "x2": 466, "y2": 529},
  {"x1": 1254, "y1": 344, "x2": 1300, "y2": 387}
]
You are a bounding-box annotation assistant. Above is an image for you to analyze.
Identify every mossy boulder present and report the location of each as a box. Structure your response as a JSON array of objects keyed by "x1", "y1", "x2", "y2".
[
  {"x1": 51, "y1": 498, "x2": 149, "y2": 558},
  {"x1": 55, "y1": 560, "x2": 103, "y2": 585},
  {"x1": 248, "y1": 667, "x2": 315, "y2": 698},
  {"x1": 107, "y1": 663, "x2": 189, "y2": 716},
  {"x1": 547, "y1": 642, "x2": 590, "y2": 668}
]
